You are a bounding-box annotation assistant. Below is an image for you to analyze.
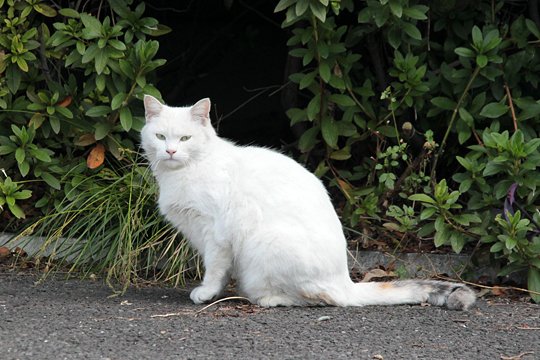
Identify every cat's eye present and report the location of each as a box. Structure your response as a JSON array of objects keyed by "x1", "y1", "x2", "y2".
[
  {"x1": 180, "y1": 135, "x2": 192, "y2": 142},
  {"x1": 156, "y1": 133, "x2": 166, "y2": 140}
]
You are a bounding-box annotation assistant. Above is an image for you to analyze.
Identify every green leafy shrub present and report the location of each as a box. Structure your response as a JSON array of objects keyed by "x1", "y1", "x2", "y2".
[
  {"x1": 275, "y1": 0, "x2": 540, "y2": 301},
  {"x1": 0, "y1": 0, "x2": 168, "y2": 226}
]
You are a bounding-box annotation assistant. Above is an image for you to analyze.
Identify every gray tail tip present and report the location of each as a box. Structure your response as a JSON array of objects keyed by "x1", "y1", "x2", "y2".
[{"x1": 447, "y1": 285, "x2": 476, "y2": 311}]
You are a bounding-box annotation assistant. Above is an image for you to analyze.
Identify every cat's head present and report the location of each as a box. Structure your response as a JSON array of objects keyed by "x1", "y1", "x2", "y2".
[{"x1": 141, "y1": 95, "x2": 216, "y2": 170}]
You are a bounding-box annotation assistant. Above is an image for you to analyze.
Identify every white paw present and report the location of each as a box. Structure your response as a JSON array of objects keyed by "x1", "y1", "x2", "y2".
[
  {"x1": 257, "y1": 295, "x2": 296, "y2": 307},
  {"x1": 190, "y1": 285, "x2": 220, "y2": 304}
]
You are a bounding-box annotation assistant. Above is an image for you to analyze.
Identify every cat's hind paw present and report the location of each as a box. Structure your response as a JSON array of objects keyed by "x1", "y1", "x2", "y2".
[
  {"x1": 257, "y1": 295, "x2": 297, "y2": 307},
  {"x1": 190, "y1": 285, "x2": 221, "y2": 304}
]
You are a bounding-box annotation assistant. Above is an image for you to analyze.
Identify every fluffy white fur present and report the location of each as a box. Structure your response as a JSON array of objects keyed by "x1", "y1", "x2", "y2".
[{"x1": 141, "y1": 95, "x2": 476, "y2": 310}]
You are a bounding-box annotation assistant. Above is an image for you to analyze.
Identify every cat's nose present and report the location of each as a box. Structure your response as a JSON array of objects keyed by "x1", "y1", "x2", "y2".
[{"x1": 166, "y1": 149, "x2": 176, "y2": 155}]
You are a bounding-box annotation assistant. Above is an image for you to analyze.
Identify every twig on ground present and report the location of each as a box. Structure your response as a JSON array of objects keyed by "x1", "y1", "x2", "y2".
[
  {"x1": 195, "y1": 296, "x2": 251, "y2": 315},
  {"x1": 150, "y1": 310, "x2": 194, "y2": 318},
  {"x1": 435, "y1": 274, "x2": 540, "y2": 297},
  {"x1": 500, "y1": 351, "x2": 535, "y2": 360}
]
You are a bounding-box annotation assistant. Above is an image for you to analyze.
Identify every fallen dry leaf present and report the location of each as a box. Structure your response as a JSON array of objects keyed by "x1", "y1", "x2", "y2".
[
  {"x1": 0, "y1": 246, "x2": 10, "y2": 258},
  {"x1": 491, "y1": 286, "x2": 506, "y2": 297},
  {"x1": 14, "y1": 247, "x2": 27, "y2": 257},
  {"x1": 87, "y1": 143, "x2": 106, "y2": 169},
  {"x1": 361, "y1": 268, "x2": 396, "y2": 282}
]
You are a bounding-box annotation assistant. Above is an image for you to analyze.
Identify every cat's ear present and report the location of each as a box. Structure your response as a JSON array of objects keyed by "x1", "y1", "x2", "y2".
[
  {"x1": 144, "y1": 95, "x2": 163, "y2": 122},
  {"x1": 190, "y1": 98, "x2": 211, "y2": 126}
]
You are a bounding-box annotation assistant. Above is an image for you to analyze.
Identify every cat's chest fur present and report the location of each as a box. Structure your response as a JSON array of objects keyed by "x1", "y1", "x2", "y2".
[{"x1": 156, "y1": 161, "x2": 232, "y2": 250}]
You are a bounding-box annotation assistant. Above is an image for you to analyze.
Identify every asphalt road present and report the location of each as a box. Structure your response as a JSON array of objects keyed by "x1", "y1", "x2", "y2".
[{"x1": 1, "y1": 272, "x2": 539, "y2": 360}]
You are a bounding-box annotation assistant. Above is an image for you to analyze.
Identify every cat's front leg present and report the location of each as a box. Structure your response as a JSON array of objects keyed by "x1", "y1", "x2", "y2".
[{"x1": 190, "y1": 244, "x2": 233, "y2": 304}]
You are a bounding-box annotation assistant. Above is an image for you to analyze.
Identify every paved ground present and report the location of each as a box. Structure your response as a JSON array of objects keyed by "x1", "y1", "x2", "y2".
[{"x1": 1, "y1": 272, "x2": 539, "y2": 360}]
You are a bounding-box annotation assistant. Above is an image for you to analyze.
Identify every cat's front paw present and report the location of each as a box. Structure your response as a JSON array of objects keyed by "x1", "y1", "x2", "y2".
[{"x1": 190, "y1": 285, "x2": 221, "y2": 304}]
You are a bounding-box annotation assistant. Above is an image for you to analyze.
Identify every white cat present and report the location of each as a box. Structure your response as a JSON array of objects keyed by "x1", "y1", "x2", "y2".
[{"x1": 141, "y1": 95, "x2": 476, "y2": 310}]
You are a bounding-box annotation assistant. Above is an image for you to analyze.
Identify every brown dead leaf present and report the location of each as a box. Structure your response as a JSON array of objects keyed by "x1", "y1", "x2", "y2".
[
  {"x1": 336, "y1": 178, "x2": 353, "y2": 200},
  {"x1": 87, "y1": 143, "x2": 106, "y2": 169},
  {"x1": 0, "y1": 246, "x2": 10, "y2": 258},
  {"x1": 75, "y1": 133, "x2": 96, "y2": 147},
  {"x1": 57, "y1": 95, "x2": 72, "y2": 108},
  {"x1": 361, "y1": 268, "x2": 396, "y2": 282},
  {"x1": 14, "y1": 247, "x2": 27, "y2": 257},
  {"x1": 491, "y1": 286, "x2": 506, "y2": 297}
]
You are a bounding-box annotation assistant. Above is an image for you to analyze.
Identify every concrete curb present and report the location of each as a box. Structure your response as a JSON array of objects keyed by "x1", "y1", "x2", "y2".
[{"x1": 1, "y1": 232, "x2": 518, "y2": 284}]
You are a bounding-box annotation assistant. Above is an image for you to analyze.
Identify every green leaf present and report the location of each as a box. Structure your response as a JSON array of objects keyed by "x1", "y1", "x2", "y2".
[
  {"x1": 431, "y1": 97, "x2": 457, "y2": 110},
  {"x1": 298, "y1": 126, "x2": 320, "y2": 152},
  {"x1": 56, "y1": 106, "x2": 73, "y2": 119},
  {"x1": 321, "y1": 116, "x2": 339, "y2": 148},
  {"x1": 18, "y1": 160, "x2": 30, "y2": 177},
  {"x1": 94, "y1": 49, "x2": 108, "y2": 74},
  {"x1": 525, "y1": 19, "x2": 540, "y2": 39},
  {"x1": 299, "y1": 71, "x2": 317, "y2": 90},
  {"x1": 420, "y1": 207, "x2": 437, "y2": 220},
  {"x1": 402, "y1": 5, "x2": 428, "y2": 20},
  {"x1": 329, "y1": 94, "x2": 355, "y2": 107},
  {"x1": 34, "y1": 3, "x2": 57, "y2": 17},
  {"x1": 514, "y1": 98, "x2": 540, "y2": 121},
  {"x1": 528, "y1": 267, "x2": 540, "y2": 303},
  {"x1": 0, "y1": 145, "x2": 16, "y2": 155},
  {"x1": 389, "y1": 0, "x2": 402, "y2": 18},
  {"x1": 15, "y1": 147, "x2": 25, "y2": 163},
  {"x1": 306, "y1": 94, "x2": 321, "y2": 121},
  {"x1": 483, "y1": 162, "x2": 504, "y2": 176},
  {"x1": 7, "y1": 203, "x2": 25, "y2": 219},
  {"x1": 6, "y1": 65, "x2": 22, "y2": 93},
  {"x1": 319, "y1": 62, "x2": 331, "y2": 83},
  {"x1": 454, "y1": 47, "x2": 475, "y2": 58},
  {"x1": 471, "y1": 25, "x2": 483, "y2": 48},
  {"x1": 480, "y1": 102, "x2": 508, "y2": 118},
  {"x1": 409, "y1": 193, "x2": 436, "y2": 204},
  {"x1": 450, "y1": 233, "x2": 465, "y2": 254},
  {"x1": 12, "y1": 189, "x2": 32, "y2": 200},
  {"x1": 119, "y1": 107, "x2": 132, "y2": 132},
  {"x1": 286, "y1": 108, "x2": 307, "y2": 125},
  {"x1": 476, "y1": 54, "x2": 488, "y2": 68},
  {"x1": 490, "y1": 242, "x2": 504, "y2": 253},
  {"x1": 458, "y1": 107, "x2": 474, "y2": 127},
  {"x1": 329, "y1": 147, "x2": 351, "y2": 160},
  {"x1": 295, "y1": 0, "x2": 309, "y2": 16},
  {"x1": 48, "y1": 117, "x2": 60, "y2": 134},
  {"x1": 41, "y1": 172, "x2": 61, "y2": 190},
  {"x1": 81, "y1": 43, "x2": 99, "y2": 64},
  {"x1": 274, "y1": 0, "x2": 296, "y2": 12},
  {"x1": 111, "y1": 92, "x2": 126, "y2": 111},
  {"x1": 16, "y1": 57, "x2": 28, "y2": 72},
  {"x1": 505, "y1": 236, "x2": 518, "y2": 250},
  {"x1": 310, "y1": 1, "x2": 327, "y2": 22},
  {"x1": 86, "y1": 106, "x2": 111, "y2": 117},
  {"x1": 29, "y1": 148, "x2": 51, "y2": 162},
  {"x1": 401, "y1": 22, "x2": 422, "y2": 40},
  {"x1": 59, "y1": 8, "x2": 80, "y2": 18},
  {"x1": 146, "y1": 24, "x2": 172, "y2": 37},
  {"x1": 80, "y1": 13, "x2": 102, "y2": 39},
  {"x1": 94, "y1": 122, "x2": 112, "y2": 140},
  {"x1": 434, "y1": 224, "x2": 449, "y2": 247}
]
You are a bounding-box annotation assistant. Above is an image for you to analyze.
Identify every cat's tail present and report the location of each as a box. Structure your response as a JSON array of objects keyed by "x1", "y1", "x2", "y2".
[{"x1": 327, "y1": 279, "x2": 476, "y2": 310}]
